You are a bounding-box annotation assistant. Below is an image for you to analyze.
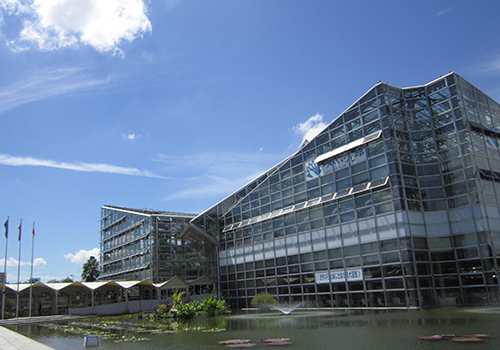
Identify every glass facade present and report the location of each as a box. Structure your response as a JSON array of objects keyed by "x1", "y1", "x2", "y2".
[
  {"x1": 99, "y1": 205, "x2": 212, "y2": 282},
  {"x1": 181, "y1": 73, "x2": 500, "y2": 308}
]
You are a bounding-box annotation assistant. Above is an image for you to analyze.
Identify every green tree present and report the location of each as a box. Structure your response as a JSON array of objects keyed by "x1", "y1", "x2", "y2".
[{"x1": 81, "y1": 256, "x2": 100, "y2": 282}]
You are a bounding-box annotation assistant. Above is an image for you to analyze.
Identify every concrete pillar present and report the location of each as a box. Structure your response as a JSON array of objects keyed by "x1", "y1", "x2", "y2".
[
  {"x1": 139, "y1": 286, "x2": 142, "y2": 312},
  {"x1": 34, "y1": 295, "x2": 39, "y2": 316},
  {"x1": 124, "y1": 288, "x2": 129, "y2": 314},
  {"x1": 54, "y1": 292, "x2": 58, "y2": 315}
]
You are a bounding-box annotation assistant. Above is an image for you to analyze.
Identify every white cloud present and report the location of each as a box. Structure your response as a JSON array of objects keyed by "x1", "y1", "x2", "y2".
[
  {"x1": 435, "y1": 5, "x2": 455, "y2": 16},
  {"x1": 0, "y1": 153, "x2": 165, "y2": 178},
  {"x1": 0, "y1": 66, "x2": 110, "y2": 113},
  {"x1": 156, "y1": 152, "x2": 282, "y2": 202},
  {"x1": 0, "y1": 0, "x2": 23, "y2": 14},
  {"x1": 0, "y1": 256, "x2": 46, "y2": 267},
  {"x1": 123, "y1": 133, "x2": 139, "y2": 141},
  {"x1": 293, "y1": 113, "x2": 327, "y2": 144},
  {"x1": 164, "y1": 0, "x2": 180, "y2": 11},
  {"x1": 163, "y1": 173, "x2": 262, "y2": 202},
  {"x1": 64, "y1": 247, "x2": 100, "y2": 267},
  {"x1": 2, "y1": 257, "x2": 28, "y2": 267},
  {"x1": 2, "y1": 0, "x2": 151, "y2": 54},
  {"x1": 33, "y1": 257, "x2": 47, "y2": 268},
  {"x1": 475, "y1": 55, "x2": 500, "y2": 76}
]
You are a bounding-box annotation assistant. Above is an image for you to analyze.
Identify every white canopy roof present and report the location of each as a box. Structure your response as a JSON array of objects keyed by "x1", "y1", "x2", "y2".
[
  {"x1": 154, "y1": 276, "x2": 187, "y2": 289},
  {"x1": 0, "y1": 277, "x2": 213, "y2": 294}
]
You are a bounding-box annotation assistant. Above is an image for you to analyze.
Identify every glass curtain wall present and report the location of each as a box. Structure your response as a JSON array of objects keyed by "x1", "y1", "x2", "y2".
[
  {"x1": 100, "y1": 206, "x2": 208, "y2": 282},
  {"x1": 188, "y1": 73, "x2": 500, "y2": 308}
]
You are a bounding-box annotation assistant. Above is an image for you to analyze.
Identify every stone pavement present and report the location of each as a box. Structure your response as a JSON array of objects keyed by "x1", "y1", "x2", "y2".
[
  {"x1": 0, "y1": 315, "x2": 94, "y2": 350},
  {"x1": 0, "y1": 326, "x2": 55, "y2": 350},
  {"x1": 0, "y1": 315, "x2": 92, "y2": 326}
]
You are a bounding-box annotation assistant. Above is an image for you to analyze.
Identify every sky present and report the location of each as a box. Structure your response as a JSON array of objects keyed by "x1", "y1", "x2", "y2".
[{"x1": 0, "y1": 0, "x2": 500, "y2": 283}]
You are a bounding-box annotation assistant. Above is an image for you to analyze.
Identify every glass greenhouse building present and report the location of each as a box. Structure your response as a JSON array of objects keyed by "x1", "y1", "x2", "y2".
[
  {"x1": 179, "y1": 72, "x2": 500, "y2": 308},
  {"x1": 99, "y1": 205, "x2": 215, "y2": 283},
  {"x1": 100, "y1": 73, "x2": 500, "y2": 309}
]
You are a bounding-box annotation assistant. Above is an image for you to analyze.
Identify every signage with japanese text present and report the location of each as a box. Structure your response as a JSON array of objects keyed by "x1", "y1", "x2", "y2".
[
  {"x1": 305, "y1": 149, "x2": 366, "y2": 180},
  {"x1": 315, "y1": 268, "x2": 363, "y2": 284}
]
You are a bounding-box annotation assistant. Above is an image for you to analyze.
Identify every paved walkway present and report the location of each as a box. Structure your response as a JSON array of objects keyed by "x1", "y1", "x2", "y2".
[
  {"x1": 0, "y1": 326, "x2": 55, "y2": 350},
  {"x1": 0, "y1": 315, "x2": 92, "y2": 326},
  {"x1": 0, "y1": 315, "x2": 94, "y2": 350}
]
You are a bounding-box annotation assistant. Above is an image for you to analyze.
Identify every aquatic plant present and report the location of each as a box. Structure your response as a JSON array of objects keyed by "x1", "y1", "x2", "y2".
[
  {"x1": 175, "y1": 300, "x2": 200, "y2": 319},
  {"x1": 173, "y1": 289, "x2": 184, "y2": 308},
  {"x1": 151, "y1": 290, "x2": 231, "y2": 319},
  {"x1": 115, "y1": 335, "x2": 149, "y2": 343},
  {"x1": 201, "y1": 295, "x2": 230, "y2": 317},
  {"x1": 202, "y1": 327, "x2": 226, "y2": 333},
  {"x1": 41, "y1": 314, "x2": 227, "y2": 341},
  {"x1": 41, "y1": 323, "x2": 148, "y2": 341},
  {"x1": 149, "y1": 301, "x2": 173, "y2": 321}
]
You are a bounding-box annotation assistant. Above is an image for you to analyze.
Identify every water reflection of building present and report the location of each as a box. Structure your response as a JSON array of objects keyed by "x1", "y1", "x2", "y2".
[{"x1": 179, "y1": 72, "x2": 500, "y2": 308}]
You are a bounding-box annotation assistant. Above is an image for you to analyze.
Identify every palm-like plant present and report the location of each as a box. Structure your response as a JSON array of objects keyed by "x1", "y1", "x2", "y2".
[
  {"x1": 81, "y1": 256, "x2": 100, "y2": 282},
  {"x1": 176, "y1": 301, "x2": 200, "y2": 319},
  {"x1": 201, "y1": 295, "x2": 229, "y2": 317},
  {"x1": 173, "y1": 289, "x2": 184, "y2": 308}
]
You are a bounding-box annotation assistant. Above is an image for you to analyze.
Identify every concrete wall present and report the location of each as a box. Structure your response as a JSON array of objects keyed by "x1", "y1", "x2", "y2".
[
  {"x1": 68, "y1": 300, "x2": 161, "y2": 316},
  {"x1": 68, "y1": 293, "x2": 214, "y2": 316}
]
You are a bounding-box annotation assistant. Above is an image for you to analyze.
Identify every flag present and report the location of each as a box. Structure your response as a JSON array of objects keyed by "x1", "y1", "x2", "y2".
[
  {"x1": 3, "y1": 219, "x2": 7, "y2": 239},
  {"x1": 32, "y1": 224, "x2": 35, "y2": 237},
  {"x1": 18, "y1": 220, "x2": 21, "y2": 241}
]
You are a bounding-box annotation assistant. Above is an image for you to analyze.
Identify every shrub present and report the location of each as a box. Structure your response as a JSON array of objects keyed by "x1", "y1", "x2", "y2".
[{"x1": 251, "y1": 293, "x2": 277, "y2": 311}]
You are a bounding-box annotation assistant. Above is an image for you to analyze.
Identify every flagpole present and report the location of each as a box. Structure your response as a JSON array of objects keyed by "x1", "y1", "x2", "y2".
[
  {"x1": 16, "y1": 219, "x2": 21, "y2": 319},
  {"x1": 2, "y1": 216, "x2": 8, "y2": 320},
  {"x1": 29, "y1": 221, "x2": 34, "y2": 318}
]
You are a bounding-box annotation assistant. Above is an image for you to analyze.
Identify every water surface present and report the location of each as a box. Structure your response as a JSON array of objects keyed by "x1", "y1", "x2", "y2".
[{"x1": 8, "y1": 307, "x2": 500, "y2": 350}]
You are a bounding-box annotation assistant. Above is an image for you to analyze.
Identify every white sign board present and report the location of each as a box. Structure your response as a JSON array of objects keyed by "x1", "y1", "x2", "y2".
[
  {"x1": 315, "y1": 268, "x2": 363, "y2": 284},
  {"x1": 305, "y1": 149, "x2": 367, "y2": 180}
]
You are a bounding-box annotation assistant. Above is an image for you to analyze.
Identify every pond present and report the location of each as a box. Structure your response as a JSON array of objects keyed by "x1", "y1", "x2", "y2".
[{"x1": 7, "y1": 307, "x2": 500, "y2": 350}]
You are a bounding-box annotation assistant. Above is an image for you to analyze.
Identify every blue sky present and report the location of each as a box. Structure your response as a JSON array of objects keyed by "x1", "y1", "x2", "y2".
[{"x1": 0, "y1": 0, "x2": 499, "y2": 283}]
